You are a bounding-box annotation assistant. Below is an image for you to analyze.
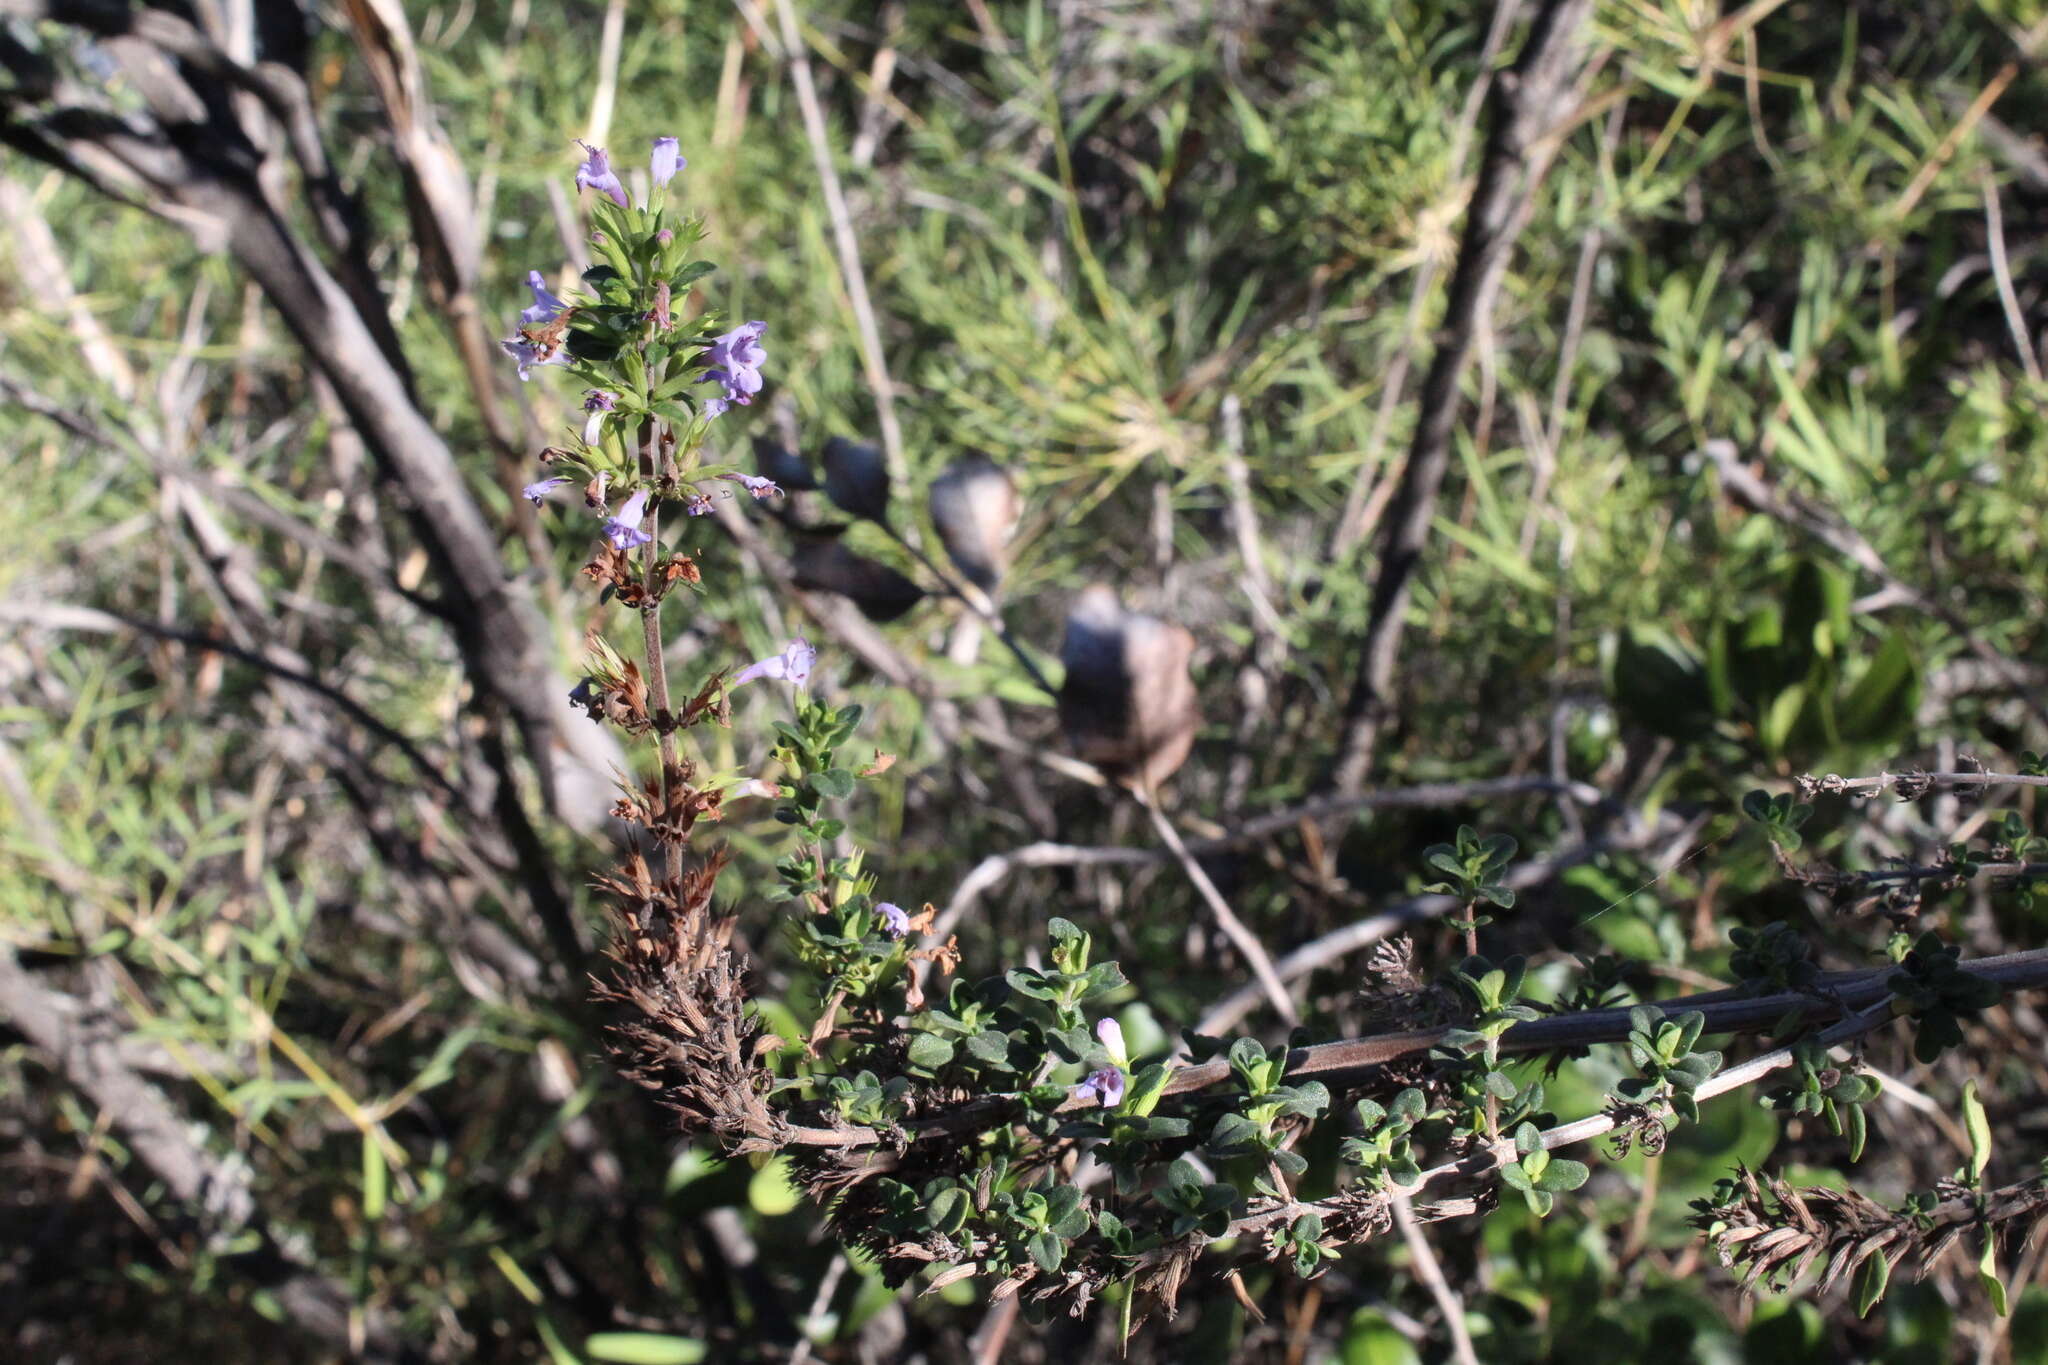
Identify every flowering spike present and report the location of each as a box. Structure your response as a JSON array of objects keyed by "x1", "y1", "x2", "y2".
[{"x1": 575, "y1": 140, "x2": 629, "y2": 208}]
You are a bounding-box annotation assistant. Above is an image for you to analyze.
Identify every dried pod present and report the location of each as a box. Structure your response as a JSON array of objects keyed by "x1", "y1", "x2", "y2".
[
  {"x1": 821, "y1": 436, "x2": 891, "y2": 523},
  {"x1": 1057, "y1": 584, "x2": 1200, "y2": 791},
  {"x1": 791, "y1": 533, "x2": 925, "y2": 622},
  {"x1": 928, "y1": 452, "x2": 1019, "y2": 596},
  {"x1": 751, "y1": 434, "x2": 818, "y2": 490}
]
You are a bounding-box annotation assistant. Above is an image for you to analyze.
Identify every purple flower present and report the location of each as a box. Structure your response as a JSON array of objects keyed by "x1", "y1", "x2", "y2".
[
  {"x1": 1096, "y1": 1017, "x2": 1128, "y2": 1068},
  {"x1": 1072, "y1": 1067, "x2": 1125, "y2": 1109},
  {"x1": 650, "y1": 136, "x2": 684, "y2": 187},
  {"x1": 682, "y1": 492, "x2": 714, "y2": 517},
  {"x1": 732, "y1": 636, "x2": 816, "y2": 688},
  {"x1": 520, "y1": 270, "x2": 565, "y2": 325},
  {"x1": 602, "y1": 490, "x2": 652, "y2": 550},
  {"x1": 700, "y1": 321, "x2": 767, "y2": 418},
  {"x1": 501, "y1": 335, "x2": 566, "y2": 382},
  {"x1": 875, "y1": 902, "x2": 910, "y2": 938},
  {"x1": 582, "y1": 389, "x2": 619, "y2": 444},
  {"x1": 522, "y1": 476, "x2": 570, "y2": 506},
  {"x1": 575, "y1": 140, "x2": 628, "y2": 208},
  {"x1": 718, "y1": 471, "x2": 782, "y2": 500}
]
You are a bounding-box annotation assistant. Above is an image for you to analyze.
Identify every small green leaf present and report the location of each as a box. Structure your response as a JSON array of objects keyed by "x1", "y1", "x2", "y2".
[
  {"x1": 585, "y1": 1332, "x2": 709, "y2": 1364},
  {"x1": 1853, "y1": 1251, "x2": 1890, "y2": 1318},
  {"x1": 1963, "y1": 1080, "x2": 1993, "y2": 1185},
  {"x1": 906, "y1": 1032, "x2": 956, "y2": 1072},
  {"x1": 1981, "y1": 1231, "x2": 2009, "y2": 1316}
]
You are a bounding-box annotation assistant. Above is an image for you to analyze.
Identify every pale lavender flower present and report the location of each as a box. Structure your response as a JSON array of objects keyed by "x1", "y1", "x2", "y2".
[
  {"x1": 1072, "y1": 1067, "x2": 1125, "y2": 1109},
  {"x1": 520, "y1": 270, "x2": 565, "y2": 325},
  {"x1": 582, "y1": 389, "x2": 619, "y2": 444},
  {"x1": 732, "y1": 636, "x2": 816, "y2": 688},
  {"x1": 650, "y1": 136, "x2": 684, "y2": 186},
  {"x1": 501, "y1": 336, "x2": 565, "y2": 382},
  {"x1": 700, "y1": 320, "x2": 767, "y2": 418},
  {"x1": 682, "y1": 492, "x2": 714, "y2": 517},
  {"x1": 875, "y1": 902, "x2": 911, "y2": 938},
  {"x1": 718, "y1": 471, "x2": 782, "y2": 500},
  {"x1": 522, "y1": 476, "x2": 570, "y2": 506},
  {"x1": 602, "y1": 489, "x2": 652, "y2": 550},
  {"x1": 1096, "y1": 1017, "x2": 1128, "y2": 1068},
  {"x1": 575, "y1": 140, "x2": 628, "y2": 207}
]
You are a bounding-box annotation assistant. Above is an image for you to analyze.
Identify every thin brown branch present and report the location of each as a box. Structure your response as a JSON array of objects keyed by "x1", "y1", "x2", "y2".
[
  {"x1": 0, "y1": 948, "x2": 413, "y2": 1361},
  {"x1": 1330, "y1": 0, "x2": 1597, "y2": 795},
  {"x1": 1140, "y1": 792, "x2": 1300, "y2": 1027},
  {"x1": 771, "y1": 0, "x2": 909, "y2": 497},
  {"x1": 1391, "y1": 1192, "x2": 1480, "y2": 1365}
]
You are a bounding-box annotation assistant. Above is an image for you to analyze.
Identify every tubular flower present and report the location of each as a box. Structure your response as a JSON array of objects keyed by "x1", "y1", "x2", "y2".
[
  {"x1": 575, "y1": 140, "x2": 628, "y2": 207},
  {"x1": 582, "y1": 389, "x2": 619, "y2": 445},
  {"x1": 1072, "y1": 1067, "x2": 1125, "y2": 1109},
  {"x1": 521, "y1": 477, "x2": 570, "y2": 506},
  {"x1": 520, "y1": 270, "x2": 566, "y2": 324},
  {"x1": 501, "y1": 335, "x2": 566, "y2": 381},
  {"x1": 1096, "y1": 1017, "x2": 1129, "y2": 1068},
  {"x1": 718, "y1": 471, "x2": 781, "y2": 500},
  {"x1": 732, "y1": 637, "x2": 815, "y2": 689},
  {"x1": 602, "y1": 490, "x2": 652, "y2": 550},
  {"x1": 700, "y1": 320, "x2": 767, "y2": 418},
  {"x1": 875, "y1": 903, "x2": 911, "y2": 938},
  {"x1": 650, "y1": 136, "x2": 684, "y2": 186},
  {"x1": 502, "y1": 270, "x2": 571, "y2": 380}
]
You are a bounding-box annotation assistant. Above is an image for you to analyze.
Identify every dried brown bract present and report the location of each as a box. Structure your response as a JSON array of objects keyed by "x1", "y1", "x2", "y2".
[{"x1": 591, "y1": 845, "x2": 784, "y2": 1150}]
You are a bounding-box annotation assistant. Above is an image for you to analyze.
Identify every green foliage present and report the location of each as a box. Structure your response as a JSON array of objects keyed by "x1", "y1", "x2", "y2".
[
  {"x1": 1614, "y1": 1007, "x2": 1723, "y2": 1125},
  {"x1": 1497, "y1": 1123, "x2": 1591, "y2": 1218},
  {"x1": 1760, "y1": 1039, "x2": 1881, "y2": 1162},
  {"x1": 5, "y1": 0, "x2": 2046, "y2": 1359},
  {"x1": 1887, "y1": 932, "x2": 2005, "y2": 1064}
]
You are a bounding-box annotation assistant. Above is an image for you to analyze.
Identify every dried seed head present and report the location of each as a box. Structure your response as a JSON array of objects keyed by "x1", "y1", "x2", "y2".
[
  {"x1": 1058, "y1": 584, "x2": 1199, "y2": 791},
  {"x1": 821, "y1": 436, "x2": 892, "y2": 523},
  {"x1": 791, "y1": 535, "x2": 925, "y2": 622},
  {"x1": 928, "y1": 452, "x2": 1019, "y2": 596}
]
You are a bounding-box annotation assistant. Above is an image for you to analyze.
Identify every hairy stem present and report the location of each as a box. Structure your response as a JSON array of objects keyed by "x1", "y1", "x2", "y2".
[{"x1": 639, "y1": 417, "x2": 684, "y2": 885}]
